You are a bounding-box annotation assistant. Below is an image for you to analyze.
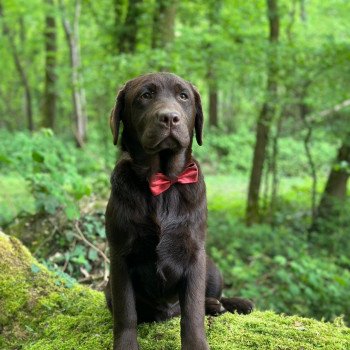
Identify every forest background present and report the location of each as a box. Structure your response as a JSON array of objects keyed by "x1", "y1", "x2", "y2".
[{"x1": 0, "y1": 0, "x2": 350, "y2": 325}]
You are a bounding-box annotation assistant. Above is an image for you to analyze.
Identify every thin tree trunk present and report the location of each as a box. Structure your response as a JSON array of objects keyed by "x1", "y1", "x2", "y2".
[
  {"x1": 222, "y1": 89, "x2": 236, "y2": 132},
  {"x1": 246, "y1": 0, "x2": 279, "y2": 225},
  {"x1": 152, "y1": 0, "x2": 177, "y2": 49},
  {"x1": 0, "y1": 2, "x2": 34, "y2": 131},
  {"x1": 112, "y1": 0, "x2": 124, "y2": 50},
  {"x1": 42, "y1": 0, "x2": 57, "y2": 129},
  {"x1": 59, "y1": 0, "x2": 87, "y2": 147},
  {"x1": 300, "y1": 0, "x2": 307, "y2": 23},
  {"x1": 208, "y1": 74, "x2": 218, "y2": 127},
  {"x1": 206, "y1": 0, "x2": 221, "y2": 128},
  {"x1": 286, "y1": 0, "x2": 296, "y2": 41},
  {"x1": 119, "y1": 0, "x2": 142, "y2": 53},
  {"x1": 300, "y1": 98, "x2": 318, "y2": 222},
  {"x1": 269, "y1": 114, "x2": 283, "y2": 225}
]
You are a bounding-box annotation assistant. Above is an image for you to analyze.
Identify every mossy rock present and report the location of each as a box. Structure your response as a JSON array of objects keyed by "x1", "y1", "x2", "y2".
[{"x1": 0, "y1": 232, "x2": 349, "y2": 350}]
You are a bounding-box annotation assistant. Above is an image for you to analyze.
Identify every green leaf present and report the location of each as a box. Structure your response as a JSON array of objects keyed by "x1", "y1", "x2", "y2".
[
  {"x1": 32, "y1": 150, "x2": 44, "y2": 163},
  {"x1": 88, "y1": 248, "x2": 98, "y2": 261}
]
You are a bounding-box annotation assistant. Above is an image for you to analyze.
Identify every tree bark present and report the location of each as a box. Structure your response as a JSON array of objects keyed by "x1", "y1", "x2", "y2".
[
  {"x1": 269, "y1": 114, "x2": 283, "y2": 225},
  {"x1": 300, "y1": 0, "x2": 307, "y2": 23},
  {"x1": 246, "y1": 0, "x2": 279, "y2": 225},
  {"x1": 111, "y1": 0, "x2": 124, "y2": 50},
  {"x1": 208, "y1": 75, "x2": 218, "y2": 127},
  {"x1": 42, "y1": 0, "x2": 57, "y2": 130},
  {"x1": 152, "y1": 0, "x2": 177, "y2": 49},
  {"x1": 59, "y1": 0, "x2": 87, "y2": 147},
  {"x1": 0, "y1": 1, "x2": 34, "y2": 131},
  {"x1": 206, "y1": 0, "x2": 221, "y2": 128},
  {"x1": 312, "y1": 141, "x2": 350, "y2": 228},
  {"x1": 119, "y1": 0, "x2": 142, "y2": 53}
]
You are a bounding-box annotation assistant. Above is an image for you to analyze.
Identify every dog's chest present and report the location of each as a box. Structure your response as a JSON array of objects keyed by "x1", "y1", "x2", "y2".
[{"x1": 129, "y1": 188, "x2": 200, "y2": 287}]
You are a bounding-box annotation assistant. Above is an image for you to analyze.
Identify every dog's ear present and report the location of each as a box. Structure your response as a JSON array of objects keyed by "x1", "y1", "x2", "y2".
[
  {"x1": 110, "y1": 86, "x2": 126, "y2": 145},
  {"x1": 191, "y1": 84, "x2": 204, "y2": 146}
]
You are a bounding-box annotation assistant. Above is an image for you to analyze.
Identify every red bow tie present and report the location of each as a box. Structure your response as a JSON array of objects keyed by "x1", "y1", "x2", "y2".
[{"x1": 149, "y1": 162, "x2": 199, "y2": 196}]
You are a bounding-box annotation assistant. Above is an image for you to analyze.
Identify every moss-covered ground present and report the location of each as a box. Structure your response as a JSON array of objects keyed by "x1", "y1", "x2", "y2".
[{"x1": 0, "y1": 231, "x2": 349, "y2": 350}]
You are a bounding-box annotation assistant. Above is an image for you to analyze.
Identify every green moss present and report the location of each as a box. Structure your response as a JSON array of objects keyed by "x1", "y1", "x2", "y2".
[{"x1": 0, "y1": 231, "x2": 349, "y2": 350}]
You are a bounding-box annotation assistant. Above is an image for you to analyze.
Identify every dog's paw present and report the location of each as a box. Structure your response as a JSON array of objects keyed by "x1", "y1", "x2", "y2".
[
  {"x1": 220, "y1": 297, "x2": 254, "y2": 315},
  {"x1": 205, "y1": 297, "x2": 226, "y2": 316}
]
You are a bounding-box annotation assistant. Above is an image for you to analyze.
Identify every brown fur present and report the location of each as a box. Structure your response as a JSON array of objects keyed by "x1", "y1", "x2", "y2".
[{"x1": 105, "y1": 73, "x2": 253, "y2": 350}]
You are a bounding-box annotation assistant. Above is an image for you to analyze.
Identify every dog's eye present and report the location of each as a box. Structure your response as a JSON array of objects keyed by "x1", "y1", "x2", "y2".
[
  {"x1": 179, "y1": 92, "x2": 188, "y2": 100},
  {"x1": 140, "y1": 92, "x2": 153, "y2": 100}
]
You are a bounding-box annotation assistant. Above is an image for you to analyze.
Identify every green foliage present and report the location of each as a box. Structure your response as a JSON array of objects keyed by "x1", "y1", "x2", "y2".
[
  {"x1": 194, "y1": 128, "x2": 335, "y2": 177},
  {"x1": 0, "y1": 129, "x2": 108, "y2": 223},
  {"x1": 207, "y1": 209, "x2": 350, "y2": 323},
  {"x1": 42, "y1": 213, "x2": 107, "y2": 281}
]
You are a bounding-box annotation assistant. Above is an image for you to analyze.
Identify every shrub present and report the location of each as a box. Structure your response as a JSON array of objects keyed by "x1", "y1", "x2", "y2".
[
  {"x1": 0, "y1": 129, "x2": 107, "y2": 221},
  {"x1": 207, "y1": 213, "x2": 350, "y2": 323}
]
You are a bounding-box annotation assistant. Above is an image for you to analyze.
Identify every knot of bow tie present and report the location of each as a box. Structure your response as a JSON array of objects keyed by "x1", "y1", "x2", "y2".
[{"x1": 149, "y1": 162, "x2": 199, "y2": 196}]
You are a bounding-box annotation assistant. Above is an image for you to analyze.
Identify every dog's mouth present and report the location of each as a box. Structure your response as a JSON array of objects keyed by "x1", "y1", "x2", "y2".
[{"x1": 144, "y1": 134, "x2": 181, "y2": 154}]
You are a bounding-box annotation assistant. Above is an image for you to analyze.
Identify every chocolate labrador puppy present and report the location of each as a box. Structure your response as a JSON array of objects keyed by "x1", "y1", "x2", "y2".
[{"x1": 105, "y1": 72, "x2": 253, "y2": 350}]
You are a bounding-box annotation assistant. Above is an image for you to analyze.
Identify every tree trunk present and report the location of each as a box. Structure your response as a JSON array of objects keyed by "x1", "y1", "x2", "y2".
[
  {"x1": 313, "y1": 141, "x2": 350, "y2": 227},
  {"x1": 269, "y1": 114, "x2": 283, "y2": 225},
  {"x1": 42, "y1": 0, "x2": 57, "y2": 130},
  {"x1": 206, "y1": 0, "x2": 221, "y2": 128},
  {"x1": 119, "y1": 0, "x2": 142, "y2": 53},
  {"x1": 152, "y1": 0, "x2": 177, "y2": 49},
  {"x1": 209, "y1": 82, "x2": 218, "y2": 127},
  {"x1": 0, "y1": 1, "x2": 34, "y2": 131},
  {"x1": 246, "y1": 0, "x2": 279, "y2": 225},
  {"x1": 112, "y1": 0, "x2": 124, "y2": 50},
  {"x1": 59, "y1": 0, "x2": 87, "y2": 147},
  {"x1": 299, "y1": 86, "x2": 318, "y2": 222},
  {"x1": 300, "y1": 0, "x2": 307, "y2": 22}
]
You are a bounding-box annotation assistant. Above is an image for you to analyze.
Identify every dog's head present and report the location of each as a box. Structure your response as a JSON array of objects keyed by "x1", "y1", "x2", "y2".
[{"x1": 110, "y1": 73, "x2": 203, "y2": 154}]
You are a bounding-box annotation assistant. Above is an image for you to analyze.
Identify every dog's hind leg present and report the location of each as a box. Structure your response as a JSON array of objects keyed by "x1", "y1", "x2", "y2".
[
  {"x1": 205, "y1": 258, "x2": 226, "y2": 315},
  {"x1": 205, "y1": 257, "x2": 254, "y2": 315}
]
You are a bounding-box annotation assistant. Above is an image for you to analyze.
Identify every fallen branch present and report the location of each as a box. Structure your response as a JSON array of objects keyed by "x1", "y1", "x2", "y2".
[{"x1": 308, "y1": 99, "x2": 350, "y2": 122}]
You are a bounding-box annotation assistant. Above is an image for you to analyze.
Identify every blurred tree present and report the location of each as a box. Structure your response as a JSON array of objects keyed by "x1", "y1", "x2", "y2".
[
  {"x1": 246, "y1": 0, "x2": 280, "y2": 225},
  {"x1": 119, "y1": 0, "x2": 142, "y2": 53},
  {"x1": 152, "y1": 0, "x2": 177, "y2": 49},
  {"x1": 42, "y1": 0, "x2": 57, "y2": 130},
  {"x1": 313, "y1": 137, "x2": 350, "y2": 227},
  {"x1": 112, "y1": 0, "x2": 125, "y2": 50},
  {"x1": 59, "y1": 0, "x2": 87, "y2": 147},
  {"x1": 0, "y1": 0, "x2": 34, "y2": 131},
  {"x1": 207, "y1": 0, "x2": 221, "y2": 128}
]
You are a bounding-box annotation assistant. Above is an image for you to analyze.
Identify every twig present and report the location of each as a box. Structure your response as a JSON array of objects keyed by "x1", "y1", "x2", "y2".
[
  {"x1": 301, "y1": 112, "x2": 317, "y2": 222},
  {"x1": 78, "y1": 274, "x2": 105, "y2": 283},
  {"x1": 74, "y1": 221, "x2": 110, "y2": 264}
]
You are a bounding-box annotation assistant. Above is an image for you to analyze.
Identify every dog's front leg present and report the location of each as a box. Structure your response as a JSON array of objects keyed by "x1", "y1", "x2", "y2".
[
  {"x1": 179, "y1": 249, "x2": 209, "y2": 350},
  {"x1": 109, "y1": 248, "x2": 139, "y2": 350}
]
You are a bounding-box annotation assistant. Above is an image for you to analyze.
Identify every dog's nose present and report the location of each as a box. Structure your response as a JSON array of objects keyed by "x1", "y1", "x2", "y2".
[{"x1": 158, "y1": 112, "x2": 180, "y2": 127}]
